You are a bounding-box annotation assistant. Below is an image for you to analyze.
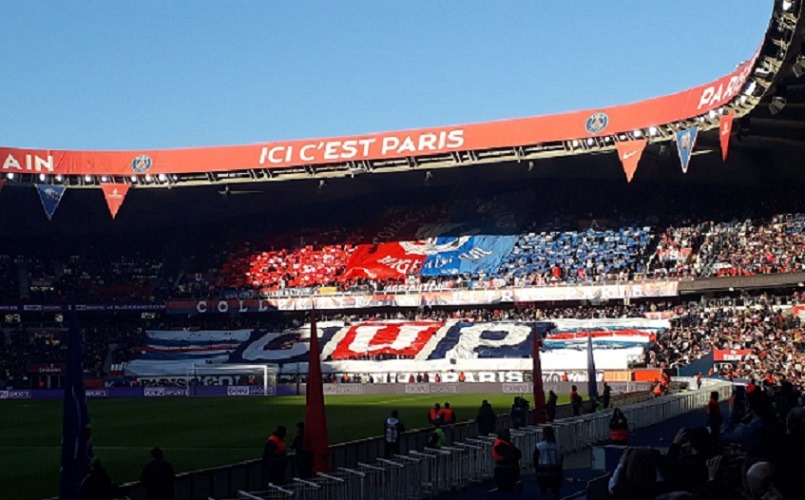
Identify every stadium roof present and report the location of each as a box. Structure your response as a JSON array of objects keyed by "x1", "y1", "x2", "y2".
[{"x1": 0, "y1": 1, "x2": 802, "y2": 190}]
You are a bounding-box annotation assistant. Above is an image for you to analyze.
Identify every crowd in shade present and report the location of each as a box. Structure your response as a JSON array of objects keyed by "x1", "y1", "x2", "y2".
[
  {"x1": 2, "y1": 291, "x2": 804, "y2": 392},
  {"x1": 1, "y1": 211, "x2": 805, "y2": 302}
]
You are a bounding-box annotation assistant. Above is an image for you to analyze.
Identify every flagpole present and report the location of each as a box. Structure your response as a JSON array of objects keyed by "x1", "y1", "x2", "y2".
[
  {"x1": 532, "y1": 324, "x2": 547, "y2": 424},
  {"x1": 59, "y1": 295, "x2": 93, "y2": 500},
  {"x1": 302, "y1": 307, "x2": 329, "y2": 473}
]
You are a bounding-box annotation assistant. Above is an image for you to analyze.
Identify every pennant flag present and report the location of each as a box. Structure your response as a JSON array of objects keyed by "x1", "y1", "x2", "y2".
[
  {"x1": 302, "y1": 309, "x2": 329, "y2": 473},
  {"x1": 100, "y1": 183, "x2": 130, "y2": 219},
  {"x1": 59, "y1": 305, "x2": 93, "y2": 500},
  {"x1": 615, "y1": 139, "x2": 647, "y2": 183},
  {"x1": 36, "y1": 184, "x2": 66, "y2": 220},
  {"x1": 719, "y1": 113, "x2": 734, "y2": 162},
  {"x1": 0, "y1": 178, "x2": 5, "y2": 193},
  {"x1": 532, "y1": 324, "x2": 547, "y2": 424},
  {"x1": 674, "y1": 126, "x2": 698, "y2": 174},
  {"x1": 586, "y1": 332, "x2": 599, "y2": 409}
]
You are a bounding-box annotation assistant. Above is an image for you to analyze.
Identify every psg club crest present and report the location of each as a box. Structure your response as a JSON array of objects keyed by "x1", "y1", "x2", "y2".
[
  {"x1": 131, "y1": 154, "x2": 153, "y2": 173},
  {"x1": 585, "y1": 112, "x2": 609, "y2": 134}
]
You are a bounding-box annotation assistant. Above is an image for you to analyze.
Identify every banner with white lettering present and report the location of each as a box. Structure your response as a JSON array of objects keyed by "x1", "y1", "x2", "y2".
[
  {"x1": 36, "y1": 184, "x2": 66, "y2": 220},
  {"x1": 229, "y1": 321, "x2": 343, "y2": 363},
  {"x1": 329, "y1": 321, "x2": 444, "y2": 360}
]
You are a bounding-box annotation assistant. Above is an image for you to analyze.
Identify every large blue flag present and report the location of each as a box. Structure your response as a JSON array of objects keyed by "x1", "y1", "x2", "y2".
[
  {"x1": 586, "y1": 332, "x2": 599, "y2": 407},
  {"x1": 420, "y1": 235, "x2": 517, "y2": 276},
  {"x1": 59, "y1": 307, "x2": 93, "y2": 500}
]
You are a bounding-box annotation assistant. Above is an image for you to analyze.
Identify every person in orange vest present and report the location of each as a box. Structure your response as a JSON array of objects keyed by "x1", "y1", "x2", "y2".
[
  {"x1": 706, "y1": 391, "x2": 722, "y2": 444},
  {"x1": 696, "y1": 372, "x2": 703, "y2": 390},
  {"x1": 458, "y1": 372, "x2": 466, "y2": 383},
  {"x1": 492, "y1": 428, "x2": 522, "y2": 492},
  {"x1": 609, "y1": 408, "x2": 629, "y2": 445},
  {"x1": 428, "y1": 403, "x2": 443, "y2": 426},
  {"x1": 560, "y1": 373, "x2": 569, "y2": 382},
  {"x1": 661, "y1": 371, "x2": 670, "y2": 390},
  {"x1": 263, "y1": 425, "x2": 288, "y2": 485},
  {"x1": 652, "y1": 383, "x2": 663, "y2": 398},
  {"x1": 439, "y1": 402, "x2": 456, "y2": 424}
]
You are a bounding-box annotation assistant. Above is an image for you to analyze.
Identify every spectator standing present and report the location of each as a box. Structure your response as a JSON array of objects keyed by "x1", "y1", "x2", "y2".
[
  {"x1": 609, "y1": 408, "x2": 629, "y2": 445},
  {"x1": 427, "y1": 422, "x2": 446, "y2": 449},
  {"x1": 439, "y1": 402, "x2": 456, "y2": 424},
  {"x1": 476, "y1": 400, "x2": 496, "y2": 436},
  {"x1": 290, "y1": 422, "x2": 312, "y2": 478},
  {"x1": 602, "y1": 383, "x2": 611, "y2": 409},
  {"x1": 492, "y1": 428, "x2": 522, "y2": 492},
  {"x1": 533, "y1": 426, "x2": 563, "y2": 500},
  {"x1": 384, "y1": 410, "x2": 405, "y2": 458},
  {"x1": 706, "y1": 391, "x2": 722, "y2": 444},
  {"x1": 263, "y1": 425, "x2": 288, "y2": 485},
  {"x1": 696, "y1": 372, "x2": 703, "y2": 390},
  {"x1": 546, "y1": 390, "x2": 558, "y2": 422},
  {"x1": 510, "y1": 397, "x2": 526, "y2": 428},
  {"x1": 428, "y1": 403, "x2": 442, "y2": 426},
  {"x1": 570, "y1": 385, "x2": 583, "y2": 416},
  {"x1": 140, "y1": 447, "x2": 175, "y2": 500},
  {"x1": 80, "y1": 458, "x2": 114, "y2": 500}
]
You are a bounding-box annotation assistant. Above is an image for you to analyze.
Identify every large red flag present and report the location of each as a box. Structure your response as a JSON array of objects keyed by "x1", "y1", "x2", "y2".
[
  {"x1": 532, "y1": 324, "x2": 547, "y2": 424},
  {"x1": 302, "y1": 309, "x2": 329, "y2": 473}
]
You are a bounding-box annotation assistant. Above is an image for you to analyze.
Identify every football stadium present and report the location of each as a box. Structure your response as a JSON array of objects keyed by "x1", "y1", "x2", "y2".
[{"x1": 3, "y1": 2, "x2": 805, "y2": 499}]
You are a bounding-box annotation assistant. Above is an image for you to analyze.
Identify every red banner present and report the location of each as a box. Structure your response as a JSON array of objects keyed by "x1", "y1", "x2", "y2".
[
  {"x1": 615, "y1": 139, "x2": 647, "y2": 183},
  {"x1": 100, "y1": 183, "x2": 130, "y2": 219},
  {"x1": 713, "y1": 349, "x2": 751, "y2": 361},
  {"x1": 329, "y1": 321, "x2": 443, "y2": 360},
  {"x1": 341, "y1": 242, "x2": 428, "y2": 281},
  {"x1": 0, "y1": 54, "x2": 758, "y2": 177},
  {"x1": 719, "y1": 112, "x2": 734, "y2": 162}
]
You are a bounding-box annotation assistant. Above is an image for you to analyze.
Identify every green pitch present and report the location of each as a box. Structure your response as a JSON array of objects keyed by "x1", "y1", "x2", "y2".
[{"x1": 0, "y1": 392, "x2": 568, "y2": 499}]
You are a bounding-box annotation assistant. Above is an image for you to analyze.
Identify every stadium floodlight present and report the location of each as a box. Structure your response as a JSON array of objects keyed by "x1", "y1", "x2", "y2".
[
  {"x1": 793, "y1": 55, "x2": 805, "y2": 78},
  {"x1": 130, "y1": 176, "x2": 138, "y2": 183},
  {"x1": 38, "y1": 173, "x2": 47, "y2": 182},
  {"x1": 782, "y1": 0, "x2": 795, "y2": 11},
  {"x1": 157, "y1": 173, "x2": 168, "y2": 183},
  {"x1": 572, "y1": 140, "x2": 580, "y2": 148},
  {"x1": 145, "y1": 174, "x2": 153, "y2": 182},
  {"x1": 648, "y1": 126, "x2": 658, "y2": 136},
  {"x1": 769, "y1": 96, "x2": 787, "y2": 115},
  {"x1": 633, "y1": 130, "x2": 643, "y2": 138},
  {"x1": 84, "y1": 175, "x2": 93, "y2": 183},
  {"x1": 743, "y1": 80, "x2": 758, "y2": 96},
  {"x1": 101, "y1": 176, "x2": 109, "y2": 182},
  {"x1": 586, "y1": 138, "x2": 595, "y2": 147},
  {"x1": 6, "y1": 173, "x2": 14, "y2": 180},
  {"x1": 55, "y1": 174, "x2": 63, "y2": 182}
]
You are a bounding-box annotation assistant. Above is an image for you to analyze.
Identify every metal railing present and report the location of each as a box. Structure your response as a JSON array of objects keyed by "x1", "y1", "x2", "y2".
[{"x1": 115, "y1": 392, "x2": 652, "y2": 499}]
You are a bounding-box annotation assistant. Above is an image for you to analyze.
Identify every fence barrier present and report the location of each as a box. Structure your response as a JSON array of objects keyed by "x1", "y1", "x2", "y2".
[{"x1": 117, "y1": 384, "x2": 734, "y2": 499}]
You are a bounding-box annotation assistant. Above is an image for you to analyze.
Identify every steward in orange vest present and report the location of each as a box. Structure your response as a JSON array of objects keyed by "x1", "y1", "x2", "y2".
[{"x1": 263, "y1": 425, "x2": 288, "y2": 485}]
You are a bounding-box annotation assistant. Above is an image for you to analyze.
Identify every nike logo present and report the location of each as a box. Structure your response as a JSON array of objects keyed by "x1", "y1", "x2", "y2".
[{"x1": 622, "y1": 150, "x2": 639, "y2": 160}]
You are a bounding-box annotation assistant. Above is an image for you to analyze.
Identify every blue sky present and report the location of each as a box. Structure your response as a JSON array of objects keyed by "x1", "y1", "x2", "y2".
[{"x1": 0, "y1": 1, "x2": 771, "y2": 150}]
